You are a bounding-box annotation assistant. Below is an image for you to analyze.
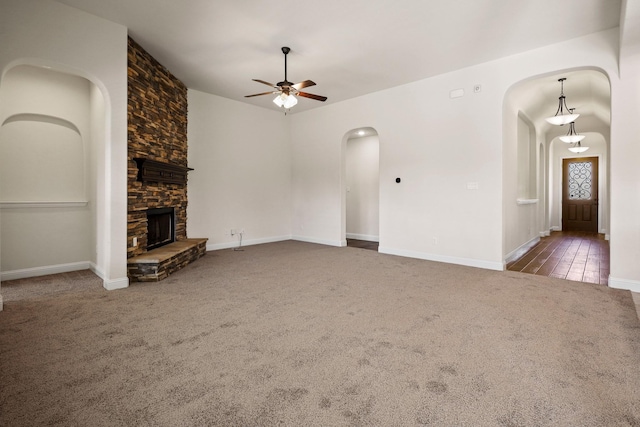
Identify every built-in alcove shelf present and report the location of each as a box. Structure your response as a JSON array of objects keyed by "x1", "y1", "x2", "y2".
[
  {"x1": 134, "y1": 158, "x2": 193, "y2": 185},
  {"x1": 516, "y1": 198, "x2": 539, "y2": 205},
  {"x1": 0, "y1": 201, "x2": 88, "y2": 209}
]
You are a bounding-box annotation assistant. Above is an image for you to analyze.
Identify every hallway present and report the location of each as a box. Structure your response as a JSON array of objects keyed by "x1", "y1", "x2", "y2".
[
  {"x1": 507, "y1": 231, "x2": 609, "y2": 285},
  {"x1": 346, "y1": 239, "x2": 379, "y2": 251}
]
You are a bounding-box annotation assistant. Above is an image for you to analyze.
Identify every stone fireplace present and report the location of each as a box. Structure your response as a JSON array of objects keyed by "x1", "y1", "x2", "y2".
[{"x1": 126, "y1": 37, "x2": 206, "y2": 282}]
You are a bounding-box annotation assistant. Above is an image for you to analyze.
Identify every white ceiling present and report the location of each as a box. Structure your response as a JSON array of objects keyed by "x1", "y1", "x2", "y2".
[{"x1": 53, "y1": 0, "x2": 621, "y2": 115}]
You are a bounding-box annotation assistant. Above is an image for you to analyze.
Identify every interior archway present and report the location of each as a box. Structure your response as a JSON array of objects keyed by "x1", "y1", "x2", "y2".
[
  {"x1": 503, "y1": 68, "x2": 611, "y2": 284},
  {"x1": 341, "y1": 127, "x2": 380, "y2": 249}
]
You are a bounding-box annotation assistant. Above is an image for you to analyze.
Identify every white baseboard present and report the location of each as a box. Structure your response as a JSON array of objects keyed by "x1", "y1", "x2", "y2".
[
  {"x1": 1, "y1": 261, "x2": 91, "y2": 282},
  {"x1": 346, "y1": 233, "x2": 380, "y2": 242},
  {"x1": 104, "y1": 277, "x2": 129, "y2": 291},
  {"x1": 379, "y1": 246, "x2": 504, "y2": 271},
  {"x1": 551, "y1": 226, "x2": 561, "y2": 231},
  {"x1": 504, "y1": 236, "x2": 541, "y2": 265},
  {"x1": 90, "y1": 263, "x2": 128, "y2": 290},
  {"x1": 0, "y1": 261, "x2": 129, "y2": 291},
  {"x1": 292, "y1": 235, "x2": 345, "y2": 247},
  {"x1": 207, "y1": 235, "x2": 292, "y2": 251},
  {"x1": 90, "y1": 262, "x2": 105, "y2": 280},
  {"x1": 608, "y1": 276, "x2": 640, "y2": 293}
]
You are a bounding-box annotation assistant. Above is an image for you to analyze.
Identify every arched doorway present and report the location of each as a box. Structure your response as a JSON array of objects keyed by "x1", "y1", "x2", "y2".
[
  {"x1": 503, "y1": 69, "x2": 611, "y2": 285},
  {"x1": 342, "y1": 127, "x2": 380, "y2": 250}
]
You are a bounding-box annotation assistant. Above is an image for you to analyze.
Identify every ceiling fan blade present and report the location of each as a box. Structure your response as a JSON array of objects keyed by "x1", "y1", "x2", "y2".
[
  {"x1": 292, "y1": 80, "x2": 316, "y2": 90},
  {"x1": 245, "y1": 91, "x2": 277, "y2": 98},
  {"x1": 297, "y1": 92, "x2": 327, "y2": 102},
  {"x1": 252, "y1": 79, "x2": 277, "y2": 88}
]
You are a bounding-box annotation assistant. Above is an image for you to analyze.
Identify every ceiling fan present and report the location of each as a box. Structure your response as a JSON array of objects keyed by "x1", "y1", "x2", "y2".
[{"x1": 245, "y1": 46, "x2": 327, "y2": 109}]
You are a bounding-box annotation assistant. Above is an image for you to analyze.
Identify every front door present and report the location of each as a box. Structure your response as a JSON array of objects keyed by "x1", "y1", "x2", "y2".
[{"x1": 562, "y1": 157, "x2": 598, "y2": 232}]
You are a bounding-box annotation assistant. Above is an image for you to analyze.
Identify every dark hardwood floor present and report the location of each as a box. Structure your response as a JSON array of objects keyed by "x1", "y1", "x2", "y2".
[
  {"x1": 347, "y1": 233, "x2": 610, "y2": 286},
  {"x1": 346, "y1": 239, "x2": 379, "y2": 251},
  {"x1": 507, "y1": 231, "x2": 609, "y2": 285}
]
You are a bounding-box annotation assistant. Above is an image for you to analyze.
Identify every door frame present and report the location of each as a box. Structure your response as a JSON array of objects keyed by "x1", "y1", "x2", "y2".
[
  {"x1": 561, "y1": 156, "x2": 599, "y2": 233},
  {"x1": 341, "y1": 127, "x2": 380, "y2": 247},
  {"x1": 549, "y1": 136, "x2": 608, "y2": 238}
]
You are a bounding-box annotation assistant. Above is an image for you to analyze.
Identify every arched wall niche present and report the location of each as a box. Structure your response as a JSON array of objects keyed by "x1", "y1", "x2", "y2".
[
  {"x1": 2, "y1": 113, "x2": 80, "y2": 132},
  {"x1": 1, "y1": 57, "x2": 112, "y2": 108},
  {"x1": 0, "y1": 115, "x2": 84, "y2": 202},
  {"x1": 0, "y1": 62, "x2": 107, "y2": 280}
]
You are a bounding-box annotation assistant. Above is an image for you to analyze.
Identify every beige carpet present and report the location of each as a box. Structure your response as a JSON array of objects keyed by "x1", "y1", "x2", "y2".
[{"x1": 1, "y1": 241, "x2": 639, "y2": 426}]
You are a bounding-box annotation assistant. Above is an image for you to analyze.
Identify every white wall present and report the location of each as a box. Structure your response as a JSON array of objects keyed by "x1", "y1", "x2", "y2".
[
  {"x1": 346, "y1": 135, "x2": 379, "y2": 241},
  {"x1": 0, "y1": 65, "x2": 92, "y2": 273},
  {"x1": 0, "y1": 0, "x2": 129, "y2": 297},
  {"x1": 517, "y1": 114, "x2": 537, "y2": 200},
  {"x1": 292, "y1": 69, "x2": 505, "y2": 268},
  {"x1": 291, "y1": 29, "x2": 631, "y2": 275},
  {"x1": 538, "y1": 139, "x2": 549, "y2": 236},
  {"x1": 186, "y1": 90, "x2": 292, "y2": 250},
  {"x1": 503, "y1": 100, "x2": 540, "y2": 260},
  {"x1": 89, "y1": 83, "x2": 106, "y2": 271},
  {"x1": 609, "y1": 53, "x2": 640, "y2": 290}
]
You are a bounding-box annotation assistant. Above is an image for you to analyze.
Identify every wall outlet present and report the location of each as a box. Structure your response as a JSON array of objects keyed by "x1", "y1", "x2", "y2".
[
  {"x1": 433, "y1": 237, "x2": 439, "y2": 245},
  {"x1": 133, "y1": 237, "x2": 138, "y2": 247},
  {"x1": 230, "y1": 229, "x2": 236, "y2": 236}
]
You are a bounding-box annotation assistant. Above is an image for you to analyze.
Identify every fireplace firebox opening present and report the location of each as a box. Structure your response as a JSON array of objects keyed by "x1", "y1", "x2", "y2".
[{"x1": 146, "y1": 207, "x2": 175, "y2": 250}]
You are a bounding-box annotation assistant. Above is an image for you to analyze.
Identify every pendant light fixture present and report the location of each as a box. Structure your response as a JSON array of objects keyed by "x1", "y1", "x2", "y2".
[
  {"x1": 568, "y1": 141, "x2": 589, "y2": 153},
  {"x1": 559, "y1": 110, "x2": 585, "y2": 143},
  {"x1": 546, "y1": 78, "x2": 579, "y2": 125}
]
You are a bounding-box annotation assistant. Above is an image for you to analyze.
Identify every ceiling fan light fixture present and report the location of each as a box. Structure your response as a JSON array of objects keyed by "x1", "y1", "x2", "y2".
[
  {"x1": 273, "y1": 93, "x2": 297, "y2": 109},
  {"x1": 273, "y1": 93, "x2": 285, "y2": 107},
  {"x1": 546, "y1": 78, "x2": 580, "y2": 126},
  {"x1": 283, "y1": 94, "x2": 298, "y2": 109}
]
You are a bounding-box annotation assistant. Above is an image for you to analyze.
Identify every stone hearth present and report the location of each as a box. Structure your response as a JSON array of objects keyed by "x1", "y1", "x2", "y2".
[{"x1": 127, "y1": 238, "x2": 207, "y2": 282}]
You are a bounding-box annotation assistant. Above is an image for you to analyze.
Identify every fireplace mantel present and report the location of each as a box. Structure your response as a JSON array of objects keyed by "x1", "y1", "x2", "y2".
[{"x1": 134, "y1": 158, "x2": 193, "y2": 185}]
